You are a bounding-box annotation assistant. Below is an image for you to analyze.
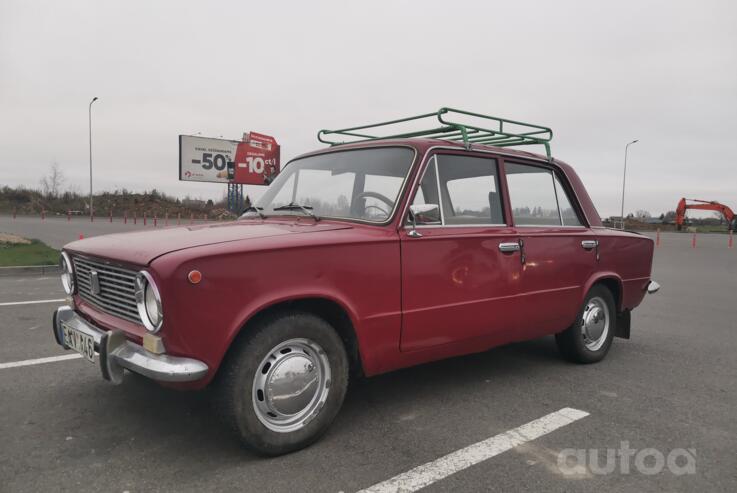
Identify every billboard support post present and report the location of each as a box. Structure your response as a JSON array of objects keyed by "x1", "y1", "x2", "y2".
[{"x1": 227, "y1": 183, "x2": 245, "y2": 214}]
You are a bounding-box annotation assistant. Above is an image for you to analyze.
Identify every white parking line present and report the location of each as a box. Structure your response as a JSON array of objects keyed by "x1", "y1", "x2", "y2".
[
  {"x1": 357, "y1": 407, "x2": 589, "y2": 493},
  {"x1": 0, "y1": 298, "x2": 66, "y2": 307},
  {"x1": 0, "y1": 354, "x2": 81, "y2": 369}
]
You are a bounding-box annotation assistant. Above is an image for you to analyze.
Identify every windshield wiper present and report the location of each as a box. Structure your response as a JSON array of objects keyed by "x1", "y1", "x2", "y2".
[
  {"x1": 240, "y1": 206, "x2": 266, "y2": 219},
  {"x1": 273, "y1": 202, "x2": 320, "y2": 221}
]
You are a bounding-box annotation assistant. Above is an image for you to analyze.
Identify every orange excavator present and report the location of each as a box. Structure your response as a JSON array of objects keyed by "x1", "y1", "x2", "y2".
[{"x1": 676, "y1": 198, "x2": 737, "y2": 232}]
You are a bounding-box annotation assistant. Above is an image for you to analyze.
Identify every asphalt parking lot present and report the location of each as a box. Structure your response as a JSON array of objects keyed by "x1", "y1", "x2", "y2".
[
  {"x1": 0, "y1": 231, "x2": 735, "y2": 492},
  {"x1": 0, "y1": 215, "x2": 211, "y2": 250}
]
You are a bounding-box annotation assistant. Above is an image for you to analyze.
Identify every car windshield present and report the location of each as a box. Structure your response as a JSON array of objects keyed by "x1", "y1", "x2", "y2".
[{"x1": 248, "y1": 147, "x2": 414, "y2": 223}]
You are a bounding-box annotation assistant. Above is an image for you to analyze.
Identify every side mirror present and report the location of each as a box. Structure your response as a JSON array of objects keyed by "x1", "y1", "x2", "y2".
[
  {"x1": 408, "y1": 204, "x2": 441, "y2": 237},
  {"x1": 409, "y1": 204, "x2": 441, "y2": 225}
]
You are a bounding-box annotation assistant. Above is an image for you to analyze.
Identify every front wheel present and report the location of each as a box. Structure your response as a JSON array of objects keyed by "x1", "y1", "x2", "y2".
[
  {"x1": 555, "y1": 285, "x2": 616, "y2": 364},
  {"x1": 214, "y1": 311, "x2": 349, "y2": 455}
]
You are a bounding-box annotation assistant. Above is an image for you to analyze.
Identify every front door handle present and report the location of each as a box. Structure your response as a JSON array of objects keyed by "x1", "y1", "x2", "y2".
[
  {"x1": 499, "y1": 242, "x2": 521, "y2": 253},
  {"x1": 581, "y1": 240, "x2": 599, "y2": 250}
]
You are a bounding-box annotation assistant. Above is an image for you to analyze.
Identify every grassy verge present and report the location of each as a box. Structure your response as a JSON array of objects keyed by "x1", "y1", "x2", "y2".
[{"x1": 0, "y1": 239, "x2": 59, "y2": 266}]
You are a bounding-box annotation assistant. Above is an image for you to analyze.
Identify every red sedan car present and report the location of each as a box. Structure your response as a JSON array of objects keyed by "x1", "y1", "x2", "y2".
[{"x1": 52, "y1": 109, "x2": 658, "y2": 455}]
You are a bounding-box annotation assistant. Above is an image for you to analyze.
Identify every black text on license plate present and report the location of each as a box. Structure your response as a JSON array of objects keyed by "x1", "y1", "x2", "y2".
[{"x1": 62, "y1": 324, "x2": 95, "y2": 363}]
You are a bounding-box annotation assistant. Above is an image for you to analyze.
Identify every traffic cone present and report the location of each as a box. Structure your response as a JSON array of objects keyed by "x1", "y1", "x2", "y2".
[
  {"x1": 79, "y1": 233, "x2": 84, "y2": 240},
  {"x1": 692, "y1": 233, "x2": 696, "y2": 249},
  {"x1": 729, "y1": 231, "x2": 734, "y2": 249},
  {"x1": 656, "y1": 228, "x2": 660, "y2": 247}
]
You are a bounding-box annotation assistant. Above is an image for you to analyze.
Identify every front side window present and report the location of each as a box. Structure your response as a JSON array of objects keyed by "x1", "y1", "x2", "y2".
[
  {"x1": 437, "y1": 155, "x2": 504, "y2": 225},
  {"x1": 252, "y1": 147, "x2": 414, "y2": 223},
  {"x1": 409, "y1": 154, "x2": 504, "y2": 226},
  {"x1": 505, "y1": 162, "x2": 583, "y2": 227}
]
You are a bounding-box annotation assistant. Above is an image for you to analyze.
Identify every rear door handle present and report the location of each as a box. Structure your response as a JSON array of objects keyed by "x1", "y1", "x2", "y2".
[
  {"x1": 499, "y1": 242, "x2": 521, "y2": 253},
  {"x1": 581, "y1": 240, "x2": 598, "y2": 250}
]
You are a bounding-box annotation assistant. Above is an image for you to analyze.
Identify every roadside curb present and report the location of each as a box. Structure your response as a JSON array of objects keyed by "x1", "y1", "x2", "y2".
[{"x1": 0, "y1": 265, "x2": 60, "y2": 277}]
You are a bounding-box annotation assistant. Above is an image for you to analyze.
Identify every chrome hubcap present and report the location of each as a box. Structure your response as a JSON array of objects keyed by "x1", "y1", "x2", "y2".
[
  {"x1": 252, "y1": 338, "x2": 331, "y2": 433},
  {"x1": 581, "y1": 296, "x2": 610, "y2": 351}
]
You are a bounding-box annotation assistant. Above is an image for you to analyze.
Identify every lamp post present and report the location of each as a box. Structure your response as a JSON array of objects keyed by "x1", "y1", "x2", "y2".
[
  {"x1": 619, "y1": 139, "x2": 639, "y2": 229},
  {"x1": 89, "y1": 96, "x2": 98, "y2": 221}
]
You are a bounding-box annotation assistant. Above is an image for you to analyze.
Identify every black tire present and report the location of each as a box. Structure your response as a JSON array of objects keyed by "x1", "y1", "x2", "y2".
[
  {"x1": 214, "y1": 310, "x2": 349, "y2": 456},
  {"x1": 555, "y1": 285, "x2": 616, "y2": 364}
]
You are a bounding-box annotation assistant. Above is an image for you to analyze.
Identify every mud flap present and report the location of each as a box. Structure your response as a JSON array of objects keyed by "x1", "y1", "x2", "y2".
[{"x1": 615, "y1": 310, "x2": 631, "y2": 339}]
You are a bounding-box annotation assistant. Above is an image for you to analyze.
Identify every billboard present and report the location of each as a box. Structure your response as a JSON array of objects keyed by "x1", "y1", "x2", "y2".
[
  {"x1": 234, "y1": 132, "x2": 280, "y2": 185},
  {"x1": 179, "y1": 133, "x2": 280, "y2": 185}
]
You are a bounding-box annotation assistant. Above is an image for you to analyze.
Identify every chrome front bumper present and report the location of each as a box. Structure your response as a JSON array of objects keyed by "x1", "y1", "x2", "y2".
[{"x1": 52, "y1": 306, "x2": 208, "y2": 384}]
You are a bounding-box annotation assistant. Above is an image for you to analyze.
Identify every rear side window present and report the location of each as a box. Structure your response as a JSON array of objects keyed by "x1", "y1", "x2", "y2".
[{"x1": 505, "y1": 162, "x2": 582, "y2": 227}]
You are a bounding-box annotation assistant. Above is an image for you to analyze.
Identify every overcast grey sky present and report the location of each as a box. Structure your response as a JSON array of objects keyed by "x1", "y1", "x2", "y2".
[{"x1": 1, "y1": 0, "x2": 736, "y2": 217}]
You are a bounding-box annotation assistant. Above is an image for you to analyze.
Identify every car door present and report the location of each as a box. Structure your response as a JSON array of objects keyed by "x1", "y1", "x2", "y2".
[
  {"x1": 504, "y1": 160, "x2": 597, "y2": 339},
  {"x1": 399, "y1": 152, "x2": 522, "y2": 352}
]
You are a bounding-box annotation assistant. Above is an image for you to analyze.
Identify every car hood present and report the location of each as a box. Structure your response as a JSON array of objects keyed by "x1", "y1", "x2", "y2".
[{"x1": 64, "y1": 220, "x2": 352, "y2": 266}]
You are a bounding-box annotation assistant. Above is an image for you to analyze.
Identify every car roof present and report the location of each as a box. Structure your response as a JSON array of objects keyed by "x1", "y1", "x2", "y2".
[{"x1": 294, "y1": 138, "x2": 556, "y2": 165}]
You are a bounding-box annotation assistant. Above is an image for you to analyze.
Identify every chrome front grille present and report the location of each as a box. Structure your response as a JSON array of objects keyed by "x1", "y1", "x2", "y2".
[{"x1": 72, "y1": 256, "x2": 141, "y2": 324}]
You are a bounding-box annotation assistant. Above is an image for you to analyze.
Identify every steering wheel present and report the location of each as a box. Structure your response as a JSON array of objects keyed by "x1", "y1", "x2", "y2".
[{"x1": 352, "y1": 191, "x2": 394, "y2": 218}]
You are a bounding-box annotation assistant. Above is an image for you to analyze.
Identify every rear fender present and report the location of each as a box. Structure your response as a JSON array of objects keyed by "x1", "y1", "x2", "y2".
[{"x1": 582, "y1": 272, "x2": 629, "y2": 338}]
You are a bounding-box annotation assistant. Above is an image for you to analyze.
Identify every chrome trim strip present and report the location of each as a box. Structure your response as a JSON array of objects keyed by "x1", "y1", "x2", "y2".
[
  {"x1": 135, "y1": 270, "x2": 163, "y2": 333},
  {"x1": 403, "y1": 223, "x2": 508, "y2": 229},
  {"x1": 60, "y1": 250, "x2": 75, "y2": 295},
  {"x1": 514, "y1": 224, "x2": 589, "y2": 229},
  {"x1": 434, "y1": 156, "x2": 444, "y2": 226}
]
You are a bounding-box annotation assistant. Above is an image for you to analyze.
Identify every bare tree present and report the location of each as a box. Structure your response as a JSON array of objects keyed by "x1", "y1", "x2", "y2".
[
  {"x1": 635, "y1": 209, "x2": 652, "y2": 220},
  {"x1": 40, "y1": 163, "x2": 66, "y2": 198}
]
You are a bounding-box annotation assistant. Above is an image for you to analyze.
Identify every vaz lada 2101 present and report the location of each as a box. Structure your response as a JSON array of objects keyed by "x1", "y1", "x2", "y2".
[{"x1": 52, "y1": 108, "x2": 658, "y2": 455}]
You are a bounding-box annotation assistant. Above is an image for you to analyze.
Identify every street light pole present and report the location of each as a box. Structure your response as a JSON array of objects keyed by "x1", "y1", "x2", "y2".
[
  {"x1": 89, "y1": 96, "x2": 98, "y2": 221},
  {"x1": 620, "y1": 139, "x2": 639, "y2": 229}
]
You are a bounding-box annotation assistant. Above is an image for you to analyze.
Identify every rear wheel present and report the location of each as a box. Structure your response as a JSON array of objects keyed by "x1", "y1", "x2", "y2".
[
  {"x1": 555, "y1": 285, "x2": 616, "y2": 364},
  {"x1": 214, "y1": 311, "x2": 349, "y2": 455}
]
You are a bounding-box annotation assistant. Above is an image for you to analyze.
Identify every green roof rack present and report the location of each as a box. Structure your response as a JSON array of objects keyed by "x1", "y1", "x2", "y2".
[{"x1": 318, "y1": 107, "x2": 553, "y2": 159}]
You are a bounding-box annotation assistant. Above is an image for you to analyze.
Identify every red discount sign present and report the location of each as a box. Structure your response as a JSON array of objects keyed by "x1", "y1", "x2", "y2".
[{"x1": 232, "y1": 132, "x2": 280, "y2": 185}]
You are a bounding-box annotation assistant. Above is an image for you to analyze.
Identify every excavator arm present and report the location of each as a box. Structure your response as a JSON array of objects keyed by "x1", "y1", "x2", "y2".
[{"x1": 676, "y1": 198, "x2": 736, "y2": 232}]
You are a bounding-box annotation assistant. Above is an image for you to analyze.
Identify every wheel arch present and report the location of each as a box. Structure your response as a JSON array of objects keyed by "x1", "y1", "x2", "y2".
[
  {"x1": 219, "y1": 295, "x2": 365, "y2": 380},
  {"x1": 583, "y1": 273, "x2": 630, "y2": 339},
  {"x1": 583, "y1": 273, "x2": 623, "y2": 312}
]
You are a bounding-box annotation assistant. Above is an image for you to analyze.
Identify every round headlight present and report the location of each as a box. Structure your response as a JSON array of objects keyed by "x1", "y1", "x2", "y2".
[
  {"x1": 145, "y1": 283, "x2": 160, "y2": 326},
  {"x1": 60, "y1": 252, "x2": 74, "y2": 295},
  {"x1": 135, "y1": 271, "x2": 163, "y2": 332}
]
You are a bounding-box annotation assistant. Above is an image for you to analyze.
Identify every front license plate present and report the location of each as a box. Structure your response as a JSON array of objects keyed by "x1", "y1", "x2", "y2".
[{"x1": 62, "y1": 324, "x2": 95, "y2": 363}]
